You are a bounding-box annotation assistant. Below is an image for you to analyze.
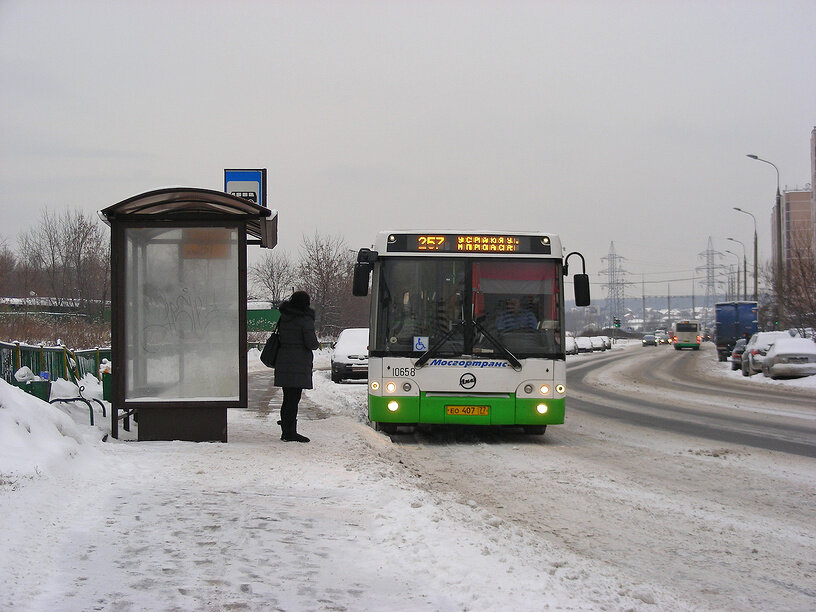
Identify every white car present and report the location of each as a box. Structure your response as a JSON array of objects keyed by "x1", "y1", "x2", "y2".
[
  {"x1": 575, "y1": 337, "x2": 593, "y2": 353},
  {"x1": 762, "y1": 337, "x2": 816, "y2": 379},
  {"x1": 331, "y1": 328, "x2": 369, "y2": 383},
  {"x1": 589, "y1": 336, "x2": 606, "y2": 352},
  {"x1": 565, "y1": 336, "x2": 578, "y2": 355},
  {"x1": 741, "y1": 331, "x2": 793, "y2": 377}
]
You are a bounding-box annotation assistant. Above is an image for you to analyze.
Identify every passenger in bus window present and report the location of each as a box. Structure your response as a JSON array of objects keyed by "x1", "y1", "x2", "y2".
[{"x1": 496, "y1": 298, "x2": 538, "y2": 332}]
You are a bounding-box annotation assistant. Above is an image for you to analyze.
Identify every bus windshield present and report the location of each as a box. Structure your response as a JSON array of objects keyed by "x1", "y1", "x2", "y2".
[{"x1": 372, "y1": 258, "x2": 562, "y2": 358}]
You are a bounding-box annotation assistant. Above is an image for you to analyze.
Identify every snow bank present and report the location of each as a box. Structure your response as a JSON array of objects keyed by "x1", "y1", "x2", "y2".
[{"x1": 0, "y1": 379, "x2": 103, "y2": 483}]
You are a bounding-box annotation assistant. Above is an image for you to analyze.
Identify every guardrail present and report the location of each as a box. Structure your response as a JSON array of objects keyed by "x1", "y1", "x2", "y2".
[{"x1": 0, "y1": 341, "x2": 111, "y2": 385}]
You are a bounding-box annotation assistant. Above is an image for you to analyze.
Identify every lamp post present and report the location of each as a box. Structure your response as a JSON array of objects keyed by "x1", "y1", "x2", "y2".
[
  {"x1": 726, "y1": 237, "x2": 747, "y2": 301},
  {"x1": 724, "y1": 250, "x2": 740, "y2": 301},
  {"x1": 746, "y1": 154, "x2": 783, "y2": 294},
  {"x1": 733, "y1": 207, "x2": 758, "y2": 301}
]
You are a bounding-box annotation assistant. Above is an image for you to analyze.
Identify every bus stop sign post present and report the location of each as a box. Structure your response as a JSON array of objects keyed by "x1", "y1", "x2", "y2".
[{"x1": 224, "y1": 169, "x2": 266, "y2": 207}]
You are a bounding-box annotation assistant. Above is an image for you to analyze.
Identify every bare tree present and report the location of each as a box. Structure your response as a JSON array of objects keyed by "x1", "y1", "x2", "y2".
[
  {"x1": 249, "y1": 251, "x2": 297, "y2": 304},
  {"x1": 0, "y1": 238, "x2": 16, "y2": 296},
  {"x1": 779, "y1": 232, "x2": 816, "y2": 333},
  {"x1": 18, "y1": 208, "x2": 109, "y2": 318},
  {"x1": 296, "y1": 232, "x2": 360, "y2": 336}
]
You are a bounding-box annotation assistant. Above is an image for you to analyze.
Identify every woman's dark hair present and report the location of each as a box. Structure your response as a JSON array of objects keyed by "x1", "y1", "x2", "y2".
[{"x1": 290, "y1": 291, "x2": 311, "y2": 310}]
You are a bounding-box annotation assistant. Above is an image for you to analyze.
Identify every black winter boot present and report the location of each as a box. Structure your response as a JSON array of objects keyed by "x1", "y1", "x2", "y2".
[{"x1": 281, "y1": 431, "x2": 310, "y2": 443}]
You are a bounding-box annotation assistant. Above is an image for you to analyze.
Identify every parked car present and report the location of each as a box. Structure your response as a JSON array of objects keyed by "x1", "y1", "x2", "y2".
[
  {"x1": 762, "y1": 337, "x2": 816, "y2": 379},
  {"x1": 331, "y1": 328, "x2": 369, "y2": 383},
  {"x1": 575, "y1": 336, "x2": 593, "y2": 353},
  {"x1": 565, "y1": 336, "x2": 578, "y2": 355},
  {"x1": 600, "y1": 335, "x2": 612, "y2": 349},
  {"x1": 589, "y1": 336, "x2": 606, "y2": 352},
  {"x1": 642, "y1": 334, "x2": 657, "y2": 347},
  {"x1": 730, "y1": 338, "x2": 747, "y2": 371},
  {"x1": 741, "y1": 331, "x2": 793, "y2": 377}
]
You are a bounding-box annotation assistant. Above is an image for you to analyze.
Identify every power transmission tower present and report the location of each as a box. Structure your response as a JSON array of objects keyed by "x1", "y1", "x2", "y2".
[
  {"x1": 600, "y1": 242, "x2": 630, "y2": 329},
  {"x1": 695, "y1": 236, "x2": 725, "y2": 326}
]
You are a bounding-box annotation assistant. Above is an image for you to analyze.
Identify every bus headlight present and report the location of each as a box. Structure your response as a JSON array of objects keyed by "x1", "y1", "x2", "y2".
[
  {"x1": 370, "y1": 381, "x2": 380, "y2": 392},
  {"x1": 539, "y1": 384, "x2": 550, "y2": 395},
  {"x1": 402, "y1": 382, "x2": 412, "y2": 392},
  {"x1": 385, "y1": 382, "x2": 397, "y2": 393},
  {"x1": 555, "y1": 384, "x2": 565, "y2": 394},
  {"x1": 387, "y1": 401, "x2": 399, "y2": 412},
  {"x1": 536, "y1": 403, "x2": 548, "y2": 414},
  {"x1": 524, "y1": 384, "x2": 534, "y2": 394}
]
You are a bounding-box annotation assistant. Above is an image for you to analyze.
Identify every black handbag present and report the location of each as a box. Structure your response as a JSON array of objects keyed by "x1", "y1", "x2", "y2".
[{"x1": 260, "y1": 330, "x2": 280, "y2": 367}]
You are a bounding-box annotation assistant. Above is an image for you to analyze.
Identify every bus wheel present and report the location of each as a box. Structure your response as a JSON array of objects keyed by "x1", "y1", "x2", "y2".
[
  {"x1": 374, "y1": 422, "x2": 398, "y2": 435},
  {"x1": 523, "y1": 425, "x2": 546, "y2": 435}
]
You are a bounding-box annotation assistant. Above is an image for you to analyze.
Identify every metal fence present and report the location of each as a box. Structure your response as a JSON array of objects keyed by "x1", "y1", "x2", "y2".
[{"x1": 0, "y1": 341, "x2": 111, "y2": 385}]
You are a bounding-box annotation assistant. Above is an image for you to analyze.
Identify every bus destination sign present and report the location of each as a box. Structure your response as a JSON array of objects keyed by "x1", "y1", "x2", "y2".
[{"x1": 386, "y1": 233, "x2": 552, "y2": 254}]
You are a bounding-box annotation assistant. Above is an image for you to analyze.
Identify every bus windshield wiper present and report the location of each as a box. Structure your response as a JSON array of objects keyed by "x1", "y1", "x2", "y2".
[
  {"x1": 472, "y1": 319, "x2": 522, "y2": 370},
  {"x1": 414, "y1": 321, "x2": 465, "y2": 368},
  {"x1": 414, "y1": 320, "x2": 522, "y2": 370}
]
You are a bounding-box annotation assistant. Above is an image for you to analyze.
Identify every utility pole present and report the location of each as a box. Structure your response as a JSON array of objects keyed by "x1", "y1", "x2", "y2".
[
  {"x1": 697, "y1": 237, "x2": 724, "y2": 329},
  {"x1": 600, "y1": 241, "x2": 630, "y2": 334},
  {"x1": 691, "y1": 274, "x2": 696, "y2": 319},
  {"x1": 641, "y1": 274, "x2": 646, "y2": 333}
]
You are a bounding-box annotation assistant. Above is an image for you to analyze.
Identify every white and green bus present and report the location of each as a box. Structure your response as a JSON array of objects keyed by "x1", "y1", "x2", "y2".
[
  {"x1": 672, "y1": 319, "x2": 702, "y2": 350},
  {"x1": 352, "y1": 230, "x2": 590, "y2": 435}
]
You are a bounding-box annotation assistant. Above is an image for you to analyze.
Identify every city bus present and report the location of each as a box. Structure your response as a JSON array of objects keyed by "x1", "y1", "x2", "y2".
[
  {"x1": 352, "y1": 230, "x2": 591, "y2": 434},
  {"x1": 672, "y1": 319, "x2": 702, "y2": 350}
]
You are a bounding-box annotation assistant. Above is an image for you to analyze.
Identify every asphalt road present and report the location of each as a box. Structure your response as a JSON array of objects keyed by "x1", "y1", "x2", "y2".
[{"x1": 567, "y1": 342, "x2": 816, "y2": 457}]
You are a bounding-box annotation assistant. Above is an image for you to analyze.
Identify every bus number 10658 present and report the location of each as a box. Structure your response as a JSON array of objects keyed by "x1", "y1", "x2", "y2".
[{"x1": 392, "y1": 367, "x2": 415, "y2": 377}]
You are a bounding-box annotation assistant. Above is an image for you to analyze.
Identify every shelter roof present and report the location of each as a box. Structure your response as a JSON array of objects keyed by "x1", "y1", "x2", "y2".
[{"x1": 100, "y1": 187, "x2": 272, "y2": 240}]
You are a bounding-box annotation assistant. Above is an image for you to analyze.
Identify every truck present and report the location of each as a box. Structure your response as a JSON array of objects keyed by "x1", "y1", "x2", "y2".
[{"x1": 714, "y1": 301, "x2": 758, "y2": 362}]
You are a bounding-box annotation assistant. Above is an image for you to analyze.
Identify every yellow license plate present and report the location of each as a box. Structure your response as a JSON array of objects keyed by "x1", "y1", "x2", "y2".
[{"x1": 446, "y1": 405, "x2": 489, "y2": 416}]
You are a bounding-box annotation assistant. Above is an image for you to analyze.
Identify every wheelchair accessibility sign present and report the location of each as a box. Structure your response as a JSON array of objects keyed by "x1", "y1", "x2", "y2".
[{"x1": 413, "y1": 336, "x2": 429, "y2": 351}]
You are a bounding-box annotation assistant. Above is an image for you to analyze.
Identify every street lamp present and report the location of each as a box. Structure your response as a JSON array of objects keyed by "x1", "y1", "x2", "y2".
[
  {"x1": 746, "y1": 154, "x2": 782, "y2": 289},
  {"x1": 724, "y1": 250, "x2": 740, "y2": 301},
  {"x1": 726, "y1": 237, "x2": 747, "y2": 301},
  {"x1": 733, "y1": 207, "x2": 758, "y2": 301}
]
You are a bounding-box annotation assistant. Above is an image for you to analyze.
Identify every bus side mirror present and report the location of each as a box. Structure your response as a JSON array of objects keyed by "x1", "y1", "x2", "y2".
[
  {"x1": 574, "y1": 273, "x2": 590, "y2": 307},
  {"x1": 353, "y1": 248, "x2": 378, "y2": 297},
  {"x1": 353, "y1": 262, "x2": 371, "y2": 296}
]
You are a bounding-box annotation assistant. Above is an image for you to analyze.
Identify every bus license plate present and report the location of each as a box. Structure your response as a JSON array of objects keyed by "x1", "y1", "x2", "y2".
[{"x1": 446, "y1": 405, "x2": 489, "y2": 416}]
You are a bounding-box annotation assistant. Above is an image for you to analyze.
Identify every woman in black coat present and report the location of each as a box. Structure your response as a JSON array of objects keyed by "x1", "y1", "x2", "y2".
[{"x1": 274, "y1": 291, "x2": 320, "y2": 442}]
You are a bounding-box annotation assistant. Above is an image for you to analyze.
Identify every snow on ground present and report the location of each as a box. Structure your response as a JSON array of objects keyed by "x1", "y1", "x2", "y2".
[{"x1": 0, "y1": 343, "x2": 811, "y2": 610}]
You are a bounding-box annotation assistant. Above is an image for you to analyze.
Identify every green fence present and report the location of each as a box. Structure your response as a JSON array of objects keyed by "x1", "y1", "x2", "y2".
[
  {"x1": 247, "y1": 308, "x2": 280, "y2": 332},
  {"x1": 0, "y1": 341, "x2": 111, "y2": 385}
]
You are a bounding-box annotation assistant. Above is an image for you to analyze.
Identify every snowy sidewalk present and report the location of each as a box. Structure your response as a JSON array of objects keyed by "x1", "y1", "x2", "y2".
[{"x1": 1, "y1": 364, "x2": 695, "y2": 611}]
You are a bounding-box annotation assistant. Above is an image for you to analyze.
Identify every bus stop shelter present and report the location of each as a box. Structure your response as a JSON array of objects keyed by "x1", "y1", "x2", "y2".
[{"x1": 100, "y1": 187, "x2": 275, "y2": 441}]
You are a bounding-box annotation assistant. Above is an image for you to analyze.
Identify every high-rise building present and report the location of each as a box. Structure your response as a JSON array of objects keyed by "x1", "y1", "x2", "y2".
[
  {"x1": 811, "y1": 127, "x2": 816, "y2": 255},
  {"x1": 769, "y1": 127, "x2": 816, "y2": 276},
  {"x1": 771, "y1": 188, "x2": 813, "y2": 274}
]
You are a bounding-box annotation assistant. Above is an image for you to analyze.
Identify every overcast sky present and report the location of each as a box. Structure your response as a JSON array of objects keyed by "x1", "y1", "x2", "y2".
[{"x1": 1, "y1": 0, "x2": 814, "y2": 300}]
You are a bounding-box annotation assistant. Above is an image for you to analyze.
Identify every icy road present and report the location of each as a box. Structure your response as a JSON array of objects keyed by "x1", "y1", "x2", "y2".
[{"x1": 1, "y1": 343, "x2": 814, "y2": 611}]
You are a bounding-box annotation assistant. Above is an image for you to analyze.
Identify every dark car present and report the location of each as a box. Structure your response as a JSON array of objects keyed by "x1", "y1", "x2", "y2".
[
  {"x1": 642, "y1": 334, "x2": 657, "y2": 346},
  {"x1": 730, "y1": 338, "x2": 747, "y2": 371}
]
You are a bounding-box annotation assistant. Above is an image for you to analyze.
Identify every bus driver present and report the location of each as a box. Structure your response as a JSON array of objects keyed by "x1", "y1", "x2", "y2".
[{"x1": 496, "y1": 298, "x2": 537, "y2": 332}]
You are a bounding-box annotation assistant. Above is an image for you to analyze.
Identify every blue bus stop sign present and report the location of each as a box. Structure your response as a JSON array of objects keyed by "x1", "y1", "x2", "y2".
[{"x1": 224, "y1": 169, "x2": 266, "y2": 207}]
